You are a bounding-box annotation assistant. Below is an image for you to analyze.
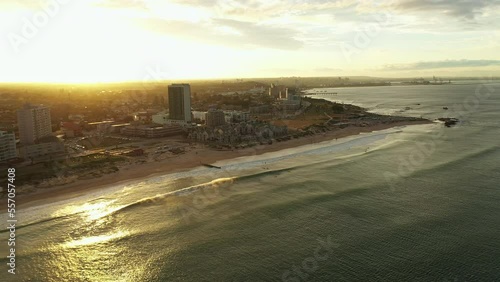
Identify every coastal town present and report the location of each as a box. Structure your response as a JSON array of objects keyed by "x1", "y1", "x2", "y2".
[{"x1": 0, "y1": 79, "x2": 430, "y2": 197}]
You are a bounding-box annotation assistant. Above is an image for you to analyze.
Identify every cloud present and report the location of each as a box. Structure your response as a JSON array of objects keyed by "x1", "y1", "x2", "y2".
[
  {"x1": 382, "y1": 60, "x2": 500, "y2": 70},
  {"x1": 138, "y1": 17, "x2": 303, "y2": 50},
  {"x1": 212, "y1": 18, "x2": 303, "y2": 49},
  {"x1": 166, "y1": 0, "x2": 497, "y2": 24},
  {"x1": 315, "y1": 67, "x2": 343, "y2": 72},
  {"x1": 168, "y1": 0, "x2": 358, "y2": 20},
  {"x1": 12, "y1": 0, "x2": 496, "y2": 37},
  {"x1": 0, "y1": 0, "x2": 58, "y2": 9},
  {"x1": 96, "y1": 0, "x2": 149, "y2": 9},
  {"x1": 393, "y1": 0, "x2": 500, "y2": 20}
]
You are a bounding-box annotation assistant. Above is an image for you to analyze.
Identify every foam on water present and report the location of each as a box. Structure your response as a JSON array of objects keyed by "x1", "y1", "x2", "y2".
[{"x1": 3, "y1": 82, "x2": 500, "y2": 282}]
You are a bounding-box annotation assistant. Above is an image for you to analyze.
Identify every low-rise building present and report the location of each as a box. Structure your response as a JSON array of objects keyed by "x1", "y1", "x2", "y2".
[
  {"x1": 20, "y1": 136, "x2": 65, "y2": 160},
  {"x1": 61, "y1": 122, "x2": 83, "y2": 138},
  {"x1": 279, "y1": 100, "x2": 302, "y2": 111},
  {"x1": 206, "y1": 109, "x2": 226, "y2": 127},
  {"x1": 144, "y1": 126, "x2": 183, "y2": 138},
  {"x1": 188, "y1": 121, "x2": 288, "y2": 145},
  {"x1": 192, "y1": 111, "x2": 207, "y2": 122},
  {"x1": 121, "y1": 125, "x2": 183, "y2": 138},
  {"x1": 133, "y1": 111, "x2": 155, "y2": 122},
  {"x1": 0, "y1": 131, "x2": 17, "y2": 162},
  {"x1": 87, "y1": 121, "x2": 115, "y2": 134},
  {"x1": 269, "y1": 84, "x2": 288, "y2": 100},
  {"x1": 152, "y1": 112, "x2": 191, "y2": 127},
  {"x1": 249, "y1": 105, "x2": 271, "y2": 114},
  {"x1": 224, "y1": 111, "x2": 249, "y2": 123},
  {"x1": 152, "y1": 112, "x2": 169, "y2": 124},
  {"x1": 68, "y1": 114, "x2": 85, "y2": 122},
  {"x1": 111, "y1": 123, "x2": 130, "y2": 133}
]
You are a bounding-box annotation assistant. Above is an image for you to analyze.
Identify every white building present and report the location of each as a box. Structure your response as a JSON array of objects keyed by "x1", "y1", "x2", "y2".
[
  {"x1": 152, "y1": 112, "x2": 169, "y2": 125},
  {"x1": 20, "y1": 136, "x2": 65, "y2": 160},
  {"x1": 87, "y1": 121, "x2": 115, "y2": 134},
  {"x1": 192, "y1": 111, "x2": 207, "y2": 122},
  {"x1": 17, "y1": 104, "x2": 66, "y2": 160},
  {"x1": 0, "y1": 131, "x2": 16, "y2": 162},
  {"x1": 152, "y1": 112, "x2": 190, "y2": 126},
  {"x1": 17, "y1": 104, "x2": 52, "y2": 145},
  {"x1": 224, "y1": 111, "x2": 250, "y2": 123}
]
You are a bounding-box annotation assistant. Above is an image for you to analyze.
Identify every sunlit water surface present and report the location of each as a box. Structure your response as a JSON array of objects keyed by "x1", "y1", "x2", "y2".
[{"x1": 2, "y1": 81, "x2": 500, "y2": 281}]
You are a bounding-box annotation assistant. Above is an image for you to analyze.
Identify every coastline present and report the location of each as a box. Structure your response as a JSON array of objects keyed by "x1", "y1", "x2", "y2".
[{"x1": 17, "y1": 120, "x2": 432, "y2": 209}]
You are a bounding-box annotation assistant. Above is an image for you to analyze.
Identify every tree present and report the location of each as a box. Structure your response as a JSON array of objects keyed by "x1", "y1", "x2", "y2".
[
  {"x1": 153, "y1": 95, "x2": 160, "y2": 106},
  {"x1": 332, "y1": 103, "x2": 345, "y2": 113}
]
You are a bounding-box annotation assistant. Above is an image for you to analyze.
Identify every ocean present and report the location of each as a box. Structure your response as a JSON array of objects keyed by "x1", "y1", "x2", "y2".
[{"x1": 2, "y1": 80, "x2": 500, "y2": 281}]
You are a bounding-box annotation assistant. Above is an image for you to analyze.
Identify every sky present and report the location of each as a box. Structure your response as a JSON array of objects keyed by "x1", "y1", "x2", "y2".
[{"x1": 1, "y1": 0, "x2": 500, "y2": 83}]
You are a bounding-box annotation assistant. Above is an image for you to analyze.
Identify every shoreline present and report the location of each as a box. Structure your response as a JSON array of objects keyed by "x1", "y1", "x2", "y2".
[{"x1": 16, "y1": 120, "x2": 432, "y2": 209}]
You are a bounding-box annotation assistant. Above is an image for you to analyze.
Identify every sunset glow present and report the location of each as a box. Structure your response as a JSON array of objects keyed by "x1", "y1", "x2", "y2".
[{"x1": 1, "y1": 0, "x2": 500, "y2": 82}]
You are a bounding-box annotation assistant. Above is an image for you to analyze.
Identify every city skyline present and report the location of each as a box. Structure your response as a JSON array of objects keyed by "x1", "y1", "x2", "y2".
[
  {"x1": 1, "y1": 2, "x2": 499, "y2": 281},
  {"x1": 1, "y1": 0, "x2": 500, "y2": 83}
]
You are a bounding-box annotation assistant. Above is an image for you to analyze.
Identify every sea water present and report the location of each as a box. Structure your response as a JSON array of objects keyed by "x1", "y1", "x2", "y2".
[{"x1": 1, "y1": 81, "x2": 499, "y2": 281}]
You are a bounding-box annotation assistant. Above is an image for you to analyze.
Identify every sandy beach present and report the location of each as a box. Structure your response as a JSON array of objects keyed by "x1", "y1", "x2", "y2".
[{"x1": 17, "y1": 120, "x2": 432, "y2": 208}]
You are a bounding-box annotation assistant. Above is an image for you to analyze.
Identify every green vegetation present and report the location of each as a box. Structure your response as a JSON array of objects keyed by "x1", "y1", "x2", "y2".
[
  {"x1": 69, "y1": 154, "x2": 125, "y2": 171},
  {"x1": 1, "y1": 153, "x2": 126, "y2": 192}
]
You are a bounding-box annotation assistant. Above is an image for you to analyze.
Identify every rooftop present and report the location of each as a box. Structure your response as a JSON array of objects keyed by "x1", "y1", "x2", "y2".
[
  {"x1": 35, "y1": 135, "x2": 60, "y2": 144},
  {"x1": 20, "y1": 103, "x2": 49, "y2": 110}
]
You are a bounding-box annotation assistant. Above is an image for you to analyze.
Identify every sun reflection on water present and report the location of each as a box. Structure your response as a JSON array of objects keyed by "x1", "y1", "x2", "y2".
[
  {"x1": 31, "y1": 189, "x2": 175, "y2": 280},
  {"x1": 53, "y1": 229, "x2": 145, "y2": 281},
  {"x1": 63, "y1": 231, "x2": 129, "y2": 248},
  {"x1": 53, "y1": 200, "x2": 122, "y2": 222}
]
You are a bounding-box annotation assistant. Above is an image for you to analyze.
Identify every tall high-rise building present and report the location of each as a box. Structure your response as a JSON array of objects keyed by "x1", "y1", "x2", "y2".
[
  {"x1": 0, "y1": 131, "x2": 17, "y2": 162},
  {"x1": 17, "y1": 104, "x2": 52, "y2": 145},
  {"x1": 168, "y1": 84, "x2": 192, "y2": 122}
]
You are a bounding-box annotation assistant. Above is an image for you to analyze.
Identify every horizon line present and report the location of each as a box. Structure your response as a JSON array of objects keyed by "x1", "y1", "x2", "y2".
[{"x1": 1, "y1": 75, "x2": 498, "y2": 86}]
